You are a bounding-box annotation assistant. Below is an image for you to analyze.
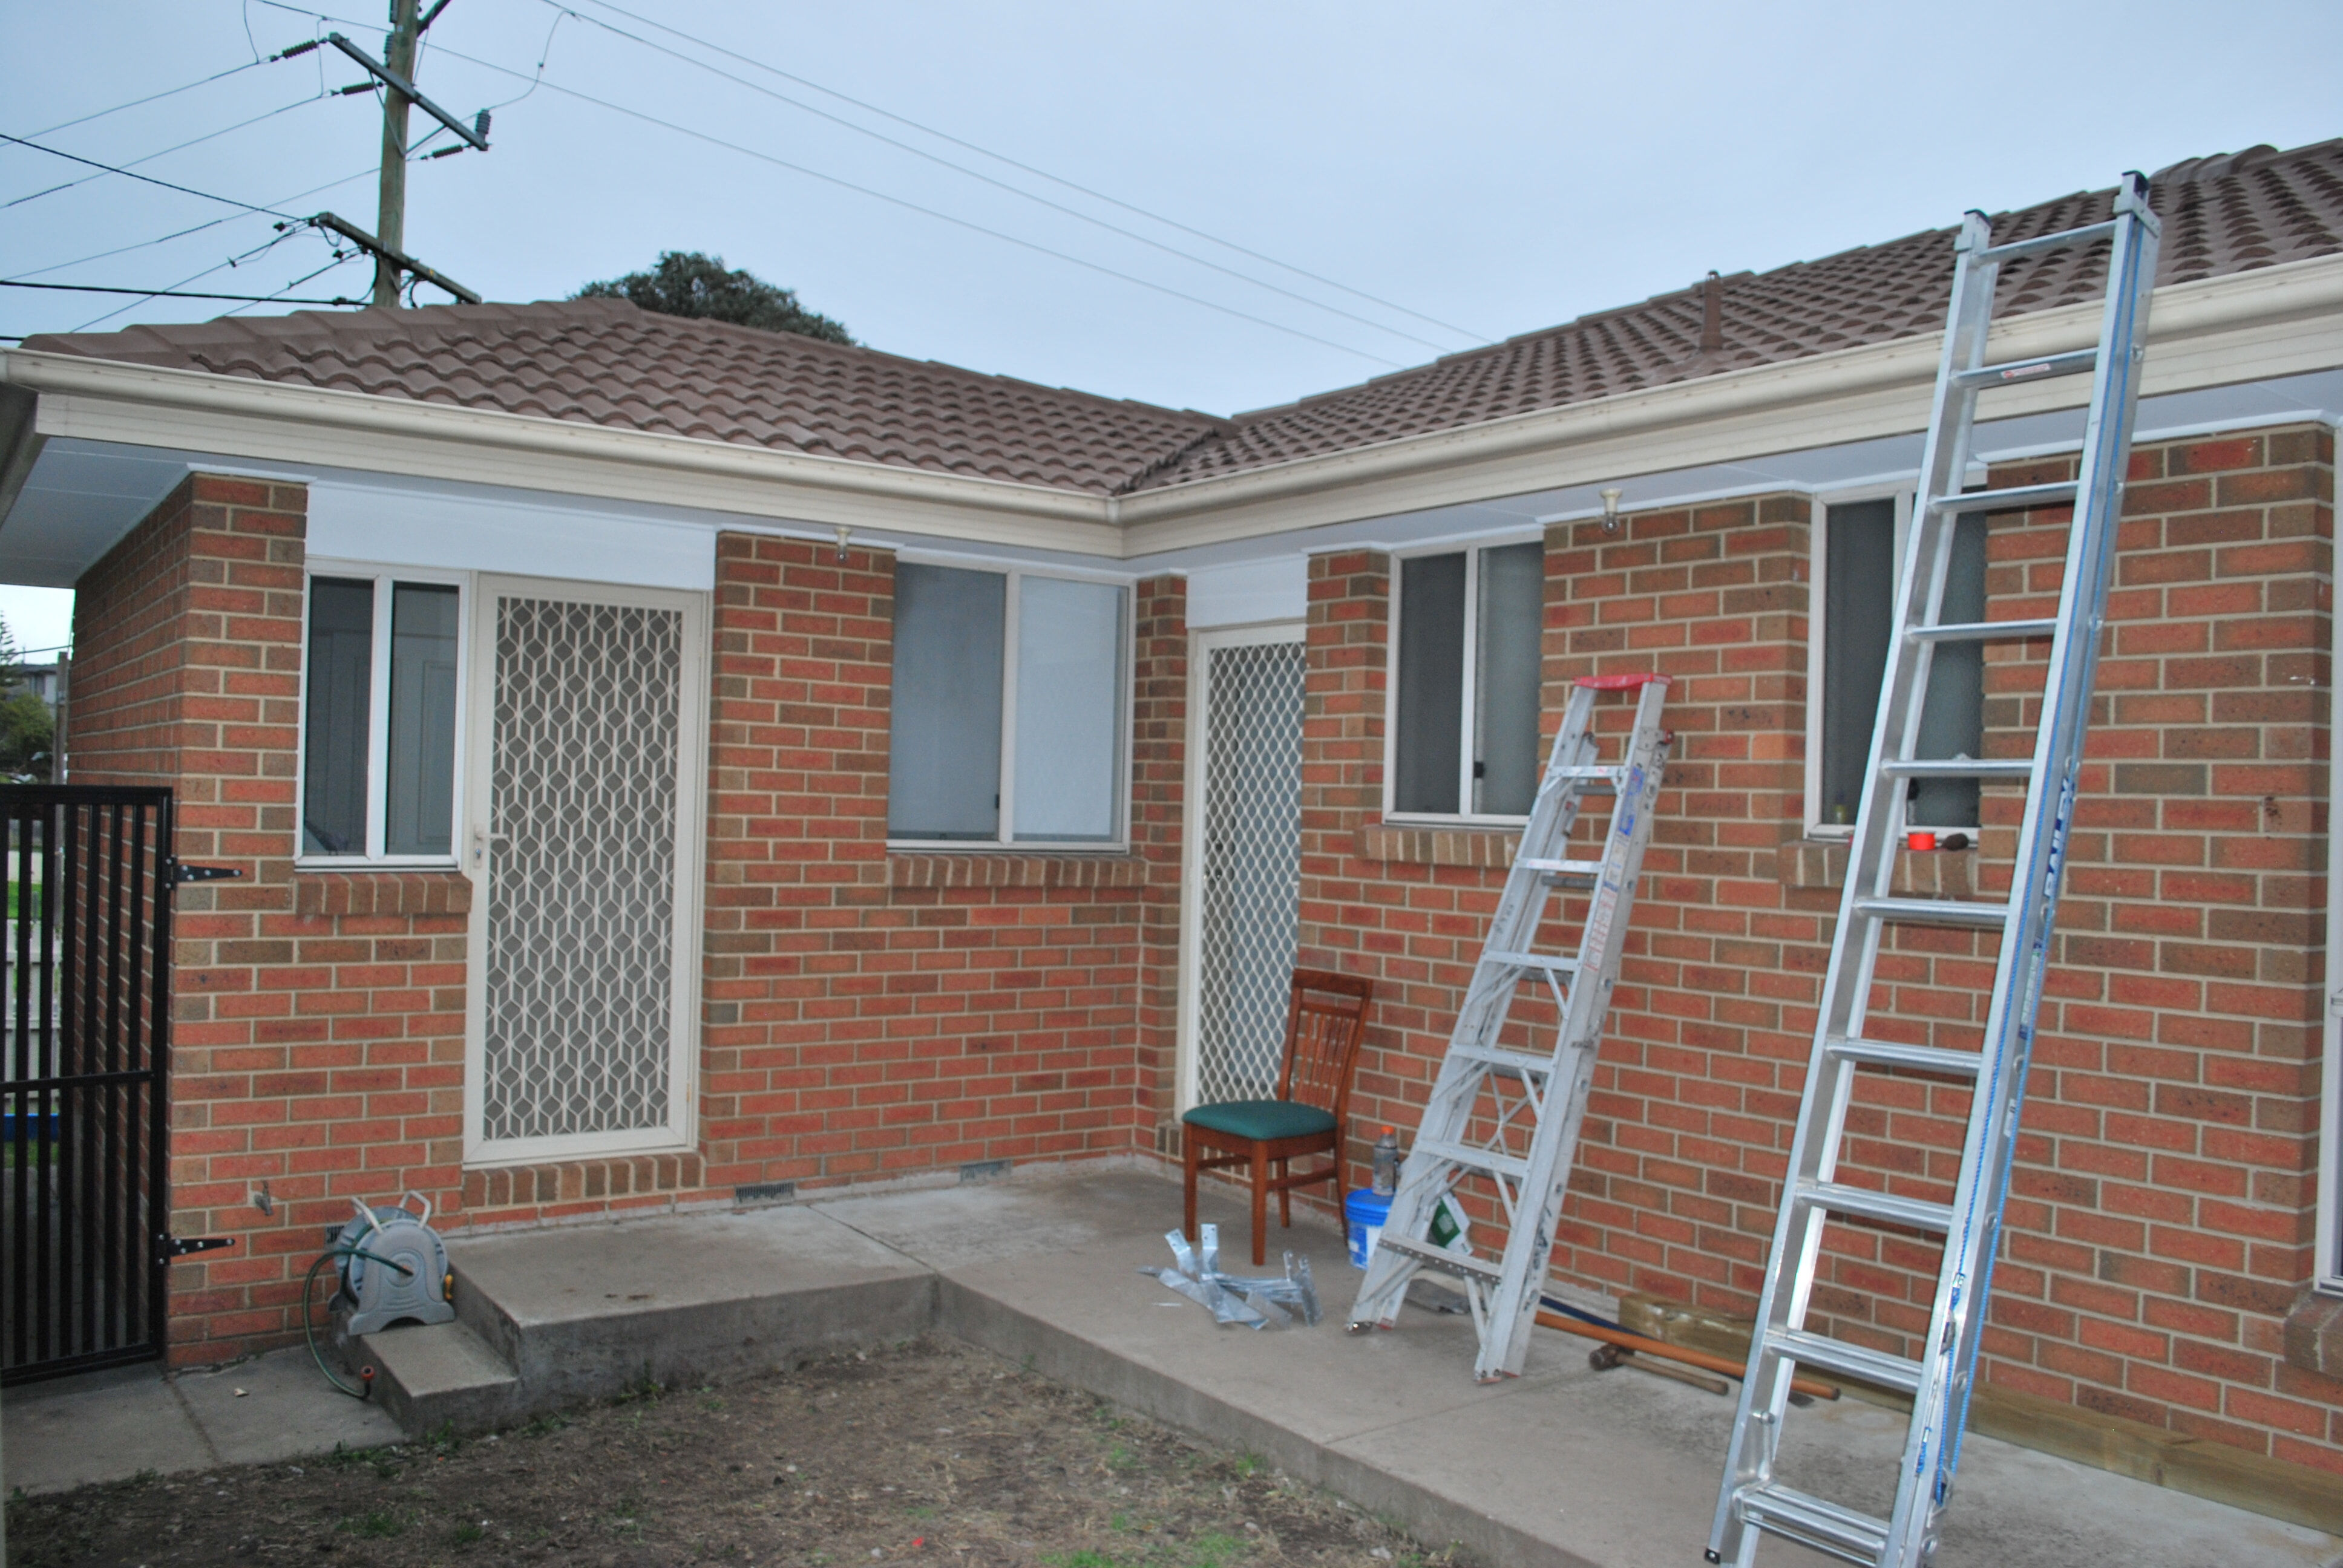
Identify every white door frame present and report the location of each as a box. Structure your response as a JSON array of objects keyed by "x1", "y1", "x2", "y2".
[
  {"x1": 1175, "y1": 620, "x2": 1307, "y2": 1116},
  {"x1": 461, "y1": 573, "x2": 709, "y2": 1168},
  {"x1": 2320, "y1": 626, "x2": 2342, "y2": 1293}
]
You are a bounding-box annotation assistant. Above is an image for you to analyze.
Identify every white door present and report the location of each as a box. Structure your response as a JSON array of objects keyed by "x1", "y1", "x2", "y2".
[
  {"x1": 1178, "y1": 624, "x2": 1308, "y2": 1111},
  {"x1": 462, "y1": 576, "x2": 707, "y2": 1166}
]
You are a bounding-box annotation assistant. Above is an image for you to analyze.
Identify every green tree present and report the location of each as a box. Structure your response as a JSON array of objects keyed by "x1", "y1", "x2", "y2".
[
  {"x1": 575, "y1": 252, "x2": 855, "y2": 344},
  {"x1": 0, "y1": 616, "x2": 51, "y2": 781}
]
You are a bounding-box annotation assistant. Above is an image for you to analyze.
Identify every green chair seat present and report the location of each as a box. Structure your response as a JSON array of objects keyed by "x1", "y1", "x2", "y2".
[{"x1": 1182, "y1": 1099, "x2": 1337, "y2": 1143}]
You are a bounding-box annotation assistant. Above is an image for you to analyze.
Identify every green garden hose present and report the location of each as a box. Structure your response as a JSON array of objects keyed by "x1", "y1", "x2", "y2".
[{"x1": 302, "y1": 1244, "x2": 414, "y2": 1399}]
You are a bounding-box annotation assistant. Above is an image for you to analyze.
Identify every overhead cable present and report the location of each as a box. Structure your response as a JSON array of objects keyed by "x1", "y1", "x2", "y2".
[
  {"x1": 0, "y1": 133, "x2": 303, "y2": 219},
  {"x1": 546, "y1": 1, "x2": 1460, "y2": 354},
  {"x1": 7, "y1": 165, "x2": 376, "y2": 282},
  {"x1": 1, "y1": 279, "x2": 358, "y2": 304},
  {"x1": 4, "y1": 93, "x2": 328, "y2": 211},
  {"x1": 413, "y1": 39, "x2": 1406, "y2": 367},
  {"x1": 573, "y1": 0, "x2": 1492, "y2": 347},
  {"x1": 18, "y1": 59, "x2": 267, "y2": 140}
]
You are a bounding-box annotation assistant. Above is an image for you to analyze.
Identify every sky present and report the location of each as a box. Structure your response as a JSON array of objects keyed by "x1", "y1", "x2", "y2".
[{"x1": 2, "y1": 0, "x2": 2339, "y2": 652}]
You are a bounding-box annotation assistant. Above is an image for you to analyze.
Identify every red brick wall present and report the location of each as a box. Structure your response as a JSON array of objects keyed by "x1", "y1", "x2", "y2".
[
  {"x1": 691, "y1": 534, "x2": 1170, "y2": 1198},
  {"x1": 70, "y1": 475, "x2": 471, "y2": 1365},
  {"x1": 1293, "y1": 428, "x2": 2338, "y2": 1476}
]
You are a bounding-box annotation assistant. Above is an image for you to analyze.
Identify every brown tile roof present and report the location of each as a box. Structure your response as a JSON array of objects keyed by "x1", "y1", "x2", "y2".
[
  {"x1": 24, "y1": 139, "x2": 2343, "y2": 500},
  {"x1": 1132, "y1": 138, "x2": 2343, "y2": 491},
  {"x1": 20, "y1": 296, "x2": 1228, "y2": 496}
]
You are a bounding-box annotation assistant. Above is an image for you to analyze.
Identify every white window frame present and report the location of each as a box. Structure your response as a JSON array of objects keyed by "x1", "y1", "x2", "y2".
[
  {"x1": 2320, "y1": 648, "x2": 2343, "y2": 1295},
  {"x1": 1382, "y1": 530, "x2": 1547, "y2": 826},
  {"x1": 885, "y1": 557, "x2": 1138, "y2": 852},
  {"x1": 1803, "y1": 486, "x2": 1915, "y2": 839},
  {"x1": 295, "y1": 561, "x2": 470, "y2": 867}
]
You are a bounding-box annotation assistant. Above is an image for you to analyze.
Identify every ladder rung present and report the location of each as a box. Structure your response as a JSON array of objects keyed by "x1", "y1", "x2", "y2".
[
  {"x1": 1483, "y1": 950, "x2": 1579, "y2": 975},
  {"x1": 1519, "y1": 857, "x2": 1604, "y2": 877},
  {"x1": 1412, "y1": 1137, "x2": 1532, "y2": 1183},
  {"x1": 1799, "y1": 1180, "x2": 1954, "y2": 1233},
  {"x1": 1879, "y1": 757, "x2": 2033, "y2": 780},
  {"x1": 1975, "y1": 217, "x2": 2117, "y2": 266},
  {"x1": 1951, "y1": 346, "x2": 2099, "y2": 391},
  {"x1": 1545, "y1": 766, "x2": 1624, "y2": 781},
  {"x1": 1826, "y1": 1035, "x2": 1984, "y2": 1077},
  {"x1": 1851, "y1": 895, "x2": 2009, "y2": 930},
  {"x1": 1732, "y1": 1481, "x2": 1890, "y2": 1567},
  {"x1": 1908, "y1": 615, "x2": 2057, "y2": 644},
  {"x1": 1930, "y1": 479, "x2": 2077, "y2": 515},
  {"x1": 1452, "y1": 1042, "x2": 1555, "y2": 1078},
  {"x1": 1764, "y1": 1327, "x2": 1924, "y2": 1396},
  {"x1": 1375, "y1": 1233, "x2": 1502, "y2": 1282}
]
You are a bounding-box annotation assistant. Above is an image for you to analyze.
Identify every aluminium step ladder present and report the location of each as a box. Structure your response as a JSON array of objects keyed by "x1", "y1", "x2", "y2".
[
  {"x1": 1346, "y1": 672, "x2": 1671, "y2": 1381},
  {"x1": 1706, "y1": 174, "x2": 2161, "y2": 1568}
]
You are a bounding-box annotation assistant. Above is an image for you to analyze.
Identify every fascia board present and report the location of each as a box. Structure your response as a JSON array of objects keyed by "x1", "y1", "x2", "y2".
[
  {"x1": 5, "y1": 349, "x2": 1126, "y2": 557},
  {"x1": 7, "y1": 252, "x2": 2340, "y2": 563},
  {"x1": 1110, "y1": 253, "x2": 2343, "y2": 552}
]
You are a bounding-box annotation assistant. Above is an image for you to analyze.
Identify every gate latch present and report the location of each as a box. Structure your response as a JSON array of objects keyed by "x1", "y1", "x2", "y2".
[
  {"x1": 172, "y1": 863, "x2": 244, "y2": 884},
  {"x1": 159, "y1": 1233, "x2": 237, "y2": 1261}
]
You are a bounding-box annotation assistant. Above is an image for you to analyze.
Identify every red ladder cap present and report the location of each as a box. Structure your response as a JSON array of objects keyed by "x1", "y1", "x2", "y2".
[{"x1": 1574, "y1": 673, "x2": 1671, "y2": 690}]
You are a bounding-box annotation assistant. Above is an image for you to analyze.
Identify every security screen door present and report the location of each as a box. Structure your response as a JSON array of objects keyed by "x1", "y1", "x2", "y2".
[
  {"x1": 464, "y1": 577, "x2": 706, "y2": 1165},
  {"x1": 1180, "y1": 626, "x2": 1308, "y2": 1110}
]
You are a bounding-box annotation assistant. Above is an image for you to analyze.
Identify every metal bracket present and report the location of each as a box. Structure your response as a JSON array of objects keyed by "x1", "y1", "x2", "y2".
[
  {"x1": 172, "y1": 863, "x2": 243, "y2": 884},
  {"x1": 159, "y1": 1234, "x2": 236, "y2": 1261}
]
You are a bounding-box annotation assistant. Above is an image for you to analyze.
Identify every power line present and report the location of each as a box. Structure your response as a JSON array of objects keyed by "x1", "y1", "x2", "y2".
[
  {"x1": 4, "y1": 93, "x2": 327, "y2": 211},
  {"x1": 413, "y1": 39, "x2": 1406, "y2": 367},
  {"x1": 1, "y1": 279, "x2": 358, "y2": 304},
  {"x1": 252, "y1": 0, "x2": 1426, "y2": 363},
  {"x1": 573, "y1": 0, "x2": 1492, "y2": 347},
  {"x1": 20, "y1": 60, "x2": 267, "y2": 140},
  {"x1": 4, "y1": 164, "x2": 376, "y2": 281},
  {"x1": 0, "y1": 133, "x2": 303, "y2": 219},
  {"x1": 65, "y1": 224, "x2": 326, "y2": 332},
  {"x1": 543, "y1": 2, "x2": 1461, "y2": 356}
]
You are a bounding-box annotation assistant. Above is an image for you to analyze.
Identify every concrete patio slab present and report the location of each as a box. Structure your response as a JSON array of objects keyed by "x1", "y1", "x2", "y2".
[
  {"x1": 3, "y1": 1345, "x2": 400, "y2": 1495},
  {"x1": 10, "y1": 1162, "x2": 2336, "y2": 1568}
]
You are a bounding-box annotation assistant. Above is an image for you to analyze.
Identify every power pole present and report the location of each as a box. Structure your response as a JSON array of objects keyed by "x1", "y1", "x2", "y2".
[{"x1": 373, "y1": 0, "x2": 421, "y2": 308}]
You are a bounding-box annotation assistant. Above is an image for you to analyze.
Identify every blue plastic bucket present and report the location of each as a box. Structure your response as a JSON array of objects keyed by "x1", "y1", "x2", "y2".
[{"x1": 1344, "y1": 1187, "x2": 1392, "y2": 1269}]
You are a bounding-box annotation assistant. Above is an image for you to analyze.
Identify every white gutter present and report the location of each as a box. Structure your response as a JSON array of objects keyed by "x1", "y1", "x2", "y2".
[{"x1": 7, "y1": 252, "x2": 2342, "y2": 561}]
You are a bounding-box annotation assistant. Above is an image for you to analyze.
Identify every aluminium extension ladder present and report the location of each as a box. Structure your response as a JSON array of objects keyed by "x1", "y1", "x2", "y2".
[
  {"x1": 1706, "y1": 174, "x2": 2161, "y2": 1568},
  {"x1": 1347, "y1": 673, "x2": 1671, "y2": 1381}
]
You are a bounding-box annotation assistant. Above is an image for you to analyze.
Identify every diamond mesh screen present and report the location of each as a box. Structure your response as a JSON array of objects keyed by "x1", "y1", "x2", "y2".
[
  {"x1": 482, "y1": 596, "x2": 683, "y2": 1143},
  {"x1": 1194, "y1": 640, "x2": 1306, "y2": 1105}
]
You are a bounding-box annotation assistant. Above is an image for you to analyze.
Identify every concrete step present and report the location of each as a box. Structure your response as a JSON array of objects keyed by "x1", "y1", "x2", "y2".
[
  {"x1": 365, "y1": 1202, "x2": 940, "y2": 1437},
  {"x1": 359, "y1": 1318, "x2": 522, "y2": 1436}
]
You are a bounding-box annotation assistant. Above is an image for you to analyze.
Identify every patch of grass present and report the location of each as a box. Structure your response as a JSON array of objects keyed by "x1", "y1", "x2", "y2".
[
  {"x1": 518, "y1": 1411, "x2": 569, "y2": 1438},
  {"x1": 1184, "y1": 1532, "x2": 1250, "y2": 1568},
  {"x1": 338, "y1": 1511, "x2": 405, "y2": 1540},
  {"x1": 1047, "y1": 1552, "x2": 1124, "y2": 1568},
  {"x1": 1231, "y1": 1452, "x2": 1264, "y2": 1478},
  {"x1": 452, "y1": 1521, "x2": 487, "y2": 1545}
]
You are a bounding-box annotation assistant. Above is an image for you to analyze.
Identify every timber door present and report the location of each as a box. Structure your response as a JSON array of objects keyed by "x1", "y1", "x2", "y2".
[
  {"x1": 1179, "y1": 626, "x2": 1308, "y2": 1110},
  {"x1": 463, "y1": 578, "x2": 707, "y2": 1166},
  {"x1": 1, "y1": 786, "x2": 175, "y2": 1383}
]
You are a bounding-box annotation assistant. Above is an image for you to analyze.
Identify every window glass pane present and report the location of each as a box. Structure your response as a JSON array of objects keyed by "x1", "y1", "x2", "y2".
[
  {"x1": 1911, "y1": 515, "x2": 1986, "y2": 828},
  {"x1": 1395, "y1": 553, "x2": 1465, "y2": 814},
  {"x1": 1473, "y1": 541, "x2": 1544, "y2": 815},
  {"x1": 1014, "y1": 577, "x2": 1125, "y2": 842},
  {"x1": 1821, "y1": 501, "x2": 1895, "y2": 827},
  {"x1": 303, "y1": 578, "x2": 373, "y2": 855},
  {"x1": 888, "y1": 564, "x2": 1004, "y2": 840},
  {"x1": 386, "y1": 583, "x2": 460, "y2": 855}
]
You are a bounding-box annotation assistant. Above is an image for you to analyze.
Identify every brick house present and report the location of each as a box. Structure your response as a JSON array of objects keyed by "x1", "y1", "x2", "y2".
[{"x1": 2, "y1": 140, "x2": 2339, "y2": 1516}]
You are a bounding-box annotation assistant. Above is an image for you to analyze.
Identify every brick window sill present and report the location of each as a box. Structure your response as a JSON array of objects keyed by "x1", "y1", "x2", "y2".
[
  {"x1": 2284, "y1": 1288, "x2": 2343, "y2": 1379},
  {"x1": 293, "y1": 869, "x2": 474, "y2": 916},
  {"x1": 1355, "y1": 821, "x2": 1520, "y2": 869},
  {"x1": 1777, "y1": 838, "x2": 1982, "y2": 898},
  {"x1": 887, "y1": 852, "x2": 1149, "y2": 892}
]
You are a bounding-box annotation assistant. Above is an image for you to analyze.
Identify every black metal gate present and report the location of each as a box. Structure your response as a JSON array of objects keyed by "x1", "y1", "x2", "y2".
[{"x1": 2, "y1": 785, "x2": 177, "y2": 1384}]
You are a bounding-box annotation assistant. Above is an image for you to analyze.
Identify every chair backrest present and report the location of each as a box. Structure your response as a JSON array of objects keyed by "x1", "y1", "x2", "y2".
[{"x1": 1277, "y1": 969, "x2": 1375, "y2": 1123}]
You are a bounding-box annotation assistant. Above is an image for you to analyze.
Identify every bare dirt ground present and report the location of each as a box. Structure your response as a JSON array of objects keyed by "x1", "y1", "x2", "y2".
[{"x1": 7, "y1": 1337, "x2": 1471, "y2": 1568}]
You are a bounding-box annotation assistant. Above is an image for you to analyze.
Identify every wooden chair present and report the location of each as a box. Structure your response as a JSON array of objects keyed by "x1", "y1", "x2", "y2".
[{"x1": 1182, "y1": 969, "x2": 1375, "y2": 1266}]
